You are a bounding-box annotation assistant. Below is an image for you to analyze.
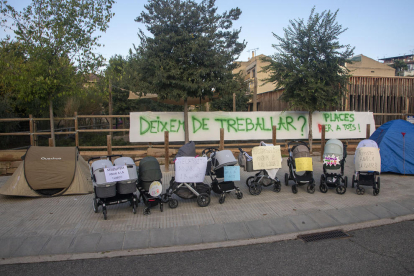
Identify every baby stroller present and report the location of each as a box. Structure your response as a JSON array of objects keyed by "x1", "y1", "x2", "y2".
[
  {"x1": 320, "y1": 139, "x2": 348, "y2": 194},
  {"x1": 352, "y1": 139, "x2": 381, "y2": 196},
  {"x1": 285, "y1": 141, "x2": 315, "y2": 194},
  {"x1": 137, "y1": 156, "x2": 164, "y2": 215},
  {"x1": 238, "y1": 143, "x2": 282, "y2": 195},
  {"x1": 89, "y1": 155, "x2": 139, "y2": 220},
  {"x1": 204, "y1": 148, "x2": 243, "y2": 204},
  {"x1": 164, "y1": 141, "x2": 211, "y2": 208}
]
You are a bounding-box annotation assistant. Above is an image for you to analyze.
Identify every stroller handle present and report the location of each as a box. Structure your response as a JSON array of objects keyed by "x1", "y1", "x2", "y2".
[
  {"x1": 88, "y1": 154, "x2": 123, "y2": 163},
  {"x1": 202, "y1": 147, "x2": 218, "y2": 156},
  {"x1": 287, "y1": 140, "x2": 310, "y2": 150}
]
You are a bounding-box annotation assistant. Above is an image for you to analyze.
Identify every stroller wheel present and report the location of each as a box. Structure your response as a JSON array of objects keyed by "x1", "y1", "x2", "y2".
[
  {"x1": 93, "y1": 198, "x2": 99, "y2": 213},
  {"x1": 103, "y1": 207, "x2": 107, "y2": 220},
  {"x1": 344, "y1": 176, "x2": 348, "y2": 188},
  {"x1": 168, "y1": 199, "x2": 179, "y2": 209},
  {"x1": 307, "y1": 184, "x2": 315, "y2": 194},
  {"x1": 360, "y1": 187, "x2": 365, "y2": 195},
  {"x1": 285, "y1": 173, "x2": 289, "y2": 186},
  {"x1": 319, "y1": 183, "x2": 328, "y2": 194},
  {"x1": 373, "y1": 188, "x2": 380, "y2": 196},
  {"x1": 160, "y1": 203, "x2": 164, "y2": 212},
  {"x1": 132, "y1": 205, "x2": 137, "y2": 214},
  {"x1": 143, "y1": 207, "x2": 151, "y2": 215},
  {"x1": 219, "y1": 195, "x2": 225, "y2": 204},
  {"x1": 273, "y1": 182, "x2": 281, "y2": 193},
  {"x1": 237, "y1": 191, "x2": 243, "y2": 199},
  {"x1": 197, "y1": 193, "x2": 210, "y2": 207},
  {"x1": 161, "y1": 194, "x2": 169, "y2": 203},
  {"x1": 249, "y1": 182, "x2": 262, "y2": 195},
  {"x1": 336, "y1": 185, "x2": 346, "y2": 195},
  {"x1": 352, "y1": 175, "x2": 355, "y2": 188},
  {"x1": 292, "y1": 185, "x2": 298, "y2": 194},
  {"x1": 246, "y1": 176, "x2": 255, "y2": 188}
]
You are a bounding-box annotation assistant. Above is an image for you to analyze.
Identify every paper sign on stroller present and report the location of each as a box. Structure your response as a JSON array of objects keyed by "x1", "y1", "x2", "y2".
[
  {"x1": 175, "y1": 157, "x2": 207, "y2": 183},
  {"x1": 224, "y1": 166, "x2": 240, "y2": 181},
  {"x1": 355, "y1": 147, "x2": 381, "y2": 172},
  {"x1": 252, "y1": 146, "x2": 282, "y2": 170},
  {"x1": 295, "y1": 157, "x2": 313, "y2": 172},
  {"x1": 104, "y1": 165, "x2": 130, "y2": 182}
]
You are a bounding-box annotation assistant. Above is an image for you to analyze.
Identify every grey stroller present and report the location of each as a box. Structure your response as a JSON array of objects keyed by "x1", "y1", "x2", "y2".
[
  {"x1": 164, "y1": 141, "x2": 211, "y2": 208},
  {"x1": 204, "y1": 148, "x2": 243, "y2": 204},
  {"x1": 238, "y1": 142, "x2": 282, "y2": 195},
  {"x1": 320, "y1": 139, "x2": 348, "y2": 194},
  {"x1": 89, "y1": 155, "x2": 139, "y2": 220}
]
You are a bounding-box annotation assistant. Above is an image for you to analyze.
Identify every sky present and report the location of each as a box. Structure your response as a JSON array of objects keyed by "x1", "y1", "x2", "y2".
[{"x1": 2, "y1": 0, "x2": 414, "y2": 64}]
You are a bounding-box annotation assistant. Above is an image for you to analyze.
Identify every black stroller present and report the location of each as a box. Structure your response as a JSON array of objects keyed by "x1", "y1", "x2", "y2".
[
  {"x1": 238, "y1": 145, "x2": 282, "y2": 195},
  {"x1": 285, "y1": 141, "x2": 315, "y2": 194},
  {"x1": 204, "y1": 148, "x2": 243, "y2": 204},
  {"x1": 89, "y1": 155, "x2": 139, "y2": 220},
  {"x1": 320, "y1": 139, "x2": 348, "y2": 194},
  {"x1": 164, "y1": 141, "x2": 211, "y2": 208},
  {"x1": 137, "y1": 156, "x2": 164, "y2": 215},
  {"x1": 352, "y1": 139, "x2": 381, "y2": 196}
]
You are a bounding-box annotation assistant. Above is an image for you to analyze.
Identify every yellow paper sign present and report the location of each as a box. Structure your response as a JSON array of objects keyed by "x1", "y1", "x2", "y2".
[
  {"x1": 252, "y1": 146, "x2": 282, "y2": 170},
  {"x1": 295, "y1": 157, "x2": 313, "y2": 172}
]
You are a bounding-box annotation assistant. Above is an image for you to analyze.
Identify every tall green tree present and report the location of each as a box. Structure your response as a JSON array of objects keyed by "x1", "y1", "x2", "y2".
[
  {"x1": 0, "y1": 0, "x2": 115, "y2": 146},
  {"x1": 262, "y1": 7, "x2": 354, "y2": 151},
  {"x1": 134, "y1": 0, "x2": 246, "y2": 142},
  {"x1": 210, "y1": 72, "x2": 250, "y2": 111}
]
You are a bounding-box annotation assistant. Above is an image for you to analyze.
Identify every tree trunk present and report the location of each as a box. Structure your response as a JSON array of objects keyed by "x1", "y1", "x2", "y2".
[
  {"x1": 184, "y1": 98, "x2": 189, "y2": 143},
  {"x1": 309, "y1": 111, "x2": 312, "y2": 153},
  {"x1": 108, "y1": 80, "x2": 113, "y2": 137},
  {"x1": 49, "y1": 96, "x2": 55, "y2": 147}
]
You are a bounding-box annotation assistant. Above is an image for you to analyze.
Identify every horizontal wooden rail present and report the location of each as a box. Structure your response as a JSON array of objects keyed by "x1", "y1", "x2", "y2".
[{"x1": 77, "y1": 129, "x2": 129, "y2": 133}]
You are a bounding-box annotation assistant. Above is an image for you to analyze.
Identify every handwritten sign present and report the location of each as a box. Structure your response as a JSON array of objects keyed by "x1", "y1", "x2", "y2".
[
  {"x1": 104, "y1": 165, "x2": 130, "y2": 182},
  {"x1": 355, "y1": 147, "x2": 381, "y2": 172},
  {"x1": 252, "y1": 146, "x2": 282, "y2": 170},
  {"x1": 323, "y1": 154, "x2": 340, "y2": 166},
  {"x1": 224, "y1": 166, "x2": 240, "y2": 181},
  {"x1": 295, "y1": 157, "x2": 313, "y2": 172},
  {"x1": 175, "y1": 157, "x2": 207, "y2": 183},
  {"x1": 149, "y1": 181, "x2": 162, "y2": 197}
]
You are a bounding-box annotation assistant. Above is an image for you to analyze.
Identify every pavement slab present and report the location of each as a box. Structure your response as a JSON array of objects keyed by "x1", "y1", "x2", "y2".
[
  {"x1": 123, "y1": 229, "x2": 150, "y2": 250},
  {"x1": 223, "y1": 222, "x2": 252, "y2": 240},
  {"x1": 245, "y1": 219, "x2": 275, "y2": 238},
  {"x1": 68, "y1": 233, "x2": 102, "y2": 254},
  {"x1": 96, "y1": 232, "x2": 125, "y2": 252},
  {"x1": 40, "y1": 235, "x2": 75, "y2": 255},
  {"x1": 12, "y1": 236, "x2": 50, "y2": 257},
  {"x1": 149, "y1": 228, "x2": 175, "y2": 248},
  {"x1": 289, "y1": 214, "x2": 320, "y2": 232},
  {"x1": 175, "y1": 225, "x2": 202, "y2": 245},
  {"x1": 199, "y1": 224, "x2": 227, "y2": 243}
]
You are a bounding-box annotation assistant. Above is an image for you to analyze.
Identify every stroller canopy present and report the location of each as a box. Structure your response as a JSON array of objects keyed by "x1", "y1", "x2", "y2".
[
  {"x1": 213, "y1": 150, "x2": 237, "y2": 169},
  {"x1": 139, "y1": 156, "x2": 162, "y2": 182},
  {"x1": 324, "y1": 139, "x2": 344, "y2": 160},
  {"x1": 357, "y1": 139, "x2": 378, "y2": 149},
  {"x1": 292, "y1": 145, "x2": 310, "y2": 159},
  {"x1": 176, "y1": 141, "x2": 196, "y2": 158}
]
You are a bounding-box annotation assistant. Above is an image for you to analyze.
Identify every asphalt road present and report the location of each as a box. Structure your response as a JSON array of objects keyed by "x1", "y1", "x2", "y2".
[{"x1": 1, "y1": 220, "x2": 414, "y2": 276}]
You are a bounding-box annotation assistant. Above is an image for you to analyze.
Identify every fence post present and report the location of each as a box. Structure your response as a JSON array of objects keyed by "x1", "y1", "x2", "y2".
[
  {"x1": 320, "y1": 125, "x2": 326, "y2": 162},
  {"x1": 29, "y1": 115, "x2": 34, "y2": 146},
  {"x1": 74, "y1": 112, "x2": 79, "y2": 147},
  {"x1": 272, "y1": 125, "x2": 277, "y2": 146},
  {"x1": 366, "y1": 124, "x2": 371, "y2": 139},
  {"x1": 233, "y1": 93, "x2": 236, "y2": 112},
  {"x1": 164, "y1": 131, "x2": 169, "y2": 172},
  {"x1": 107, "y1": 135, "x2": 112, "y2": 155},
  {"x1": 219, "y1": 128, "x2": 224, "y2": 151},
  {"x1": 49, "y1": 138, "x2": 53, "y2": 147}
]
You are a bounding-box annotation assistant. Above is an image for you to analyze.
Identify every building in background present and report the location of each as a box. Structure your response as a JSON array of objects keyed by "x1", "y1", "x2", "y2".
[
  {"x1": 346, "y1": 54, "x2": 395, "y2": 77},
  {"x1": 379, "y1": 54, "x2": 414, "y2": 76}
]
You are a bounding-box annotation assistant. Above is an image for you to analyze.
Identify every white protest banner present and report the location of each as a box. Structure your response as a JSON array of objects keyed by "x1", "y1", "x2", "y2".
[
  {"x1": 312, "y1": 111, "x2": 375, "y2": 139},
  {"x1": 224, "y1": 166, "x2": 240, "y2": 182},
  {"x1": 252, "y1": 145, "x2": 282, "y2": 170},
  {"x1": 130, "y1": 111, "x2": 376, "y2": 142},
  {"x1": 175, "y1": 157, "x2": 207, "y2": 183},
  {"x1": 104, "y1": 165, "x2": 130, "y2": 182},
  {"x1": 355, "y1": 147, "x2": 381, "y2": 172}
]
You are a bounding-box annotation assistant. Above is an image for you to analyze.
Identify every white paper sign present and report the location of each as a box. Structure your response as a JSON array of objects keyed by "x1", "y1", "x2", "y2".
[
  {"x1": 104, "y1": 165, "x2": 130, "y2": 182},
  {"x1": 355, "y1": 147, "x2": 381, "y2": 172},
  {"x1": 252, "y1": 146, "x2": 282, "y2": 170},
  {"x1": 175, "y1": 157, "x2": 207, "y2": 183}
]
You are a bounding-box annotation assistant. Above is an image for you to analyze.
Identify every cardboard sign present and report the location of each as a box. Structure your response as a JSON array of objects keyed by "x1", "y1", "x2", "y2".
[
  {"x1": 323, "y1": 154, "x2": 340, "y2": 166},
  {"x1": 355, "y1": 147, "x2": 381, "y2": 172},
  {"x1": 104, "y1": 165, "x2": 130, "y2": 182},
  {"x1": 149, "y1": 181, "x2": 162, "y2": 197},
  {"x1": 175, "y1": 157, "x2": 207, "y2": 183},
  {"x1": 224, "y1": 166, "x2": 240, "y2": 182},
  {"x1": 295, "y1": 157, "x2": 313, "y2": 172},
  {"x1": 252, "y1": 145, "x2": 282, "y2": 170}
]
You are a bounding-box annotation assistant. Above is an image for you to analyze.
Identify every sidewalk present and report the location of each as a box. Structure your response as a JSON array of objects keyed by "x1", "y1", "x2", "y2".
[{"x1": 0, "y1": 156, "x2": 413, "y2": 264}]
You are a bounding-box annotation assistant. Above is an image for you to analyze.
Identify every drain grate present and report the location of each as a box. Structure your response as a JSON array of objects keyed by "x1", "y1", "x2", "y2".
[{"x1": 298, "y1": 230, "x2": 350, "y2": 242}]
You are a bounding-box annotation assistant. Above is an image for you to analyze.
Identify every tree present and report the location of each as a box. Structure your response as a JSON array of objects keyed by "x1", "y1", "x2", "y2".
[
  {"x1": 210, "y1": 72, "x2": 250, "y2": 111},
  {"x1": 262, "y1": 7, "x2": 354, "y2": 151},
  {"x1": 390, "y1": 60, "x2": 408, "y2": 76},
  {"x1": 133, "y1": 0, "x2": 246, "y2": 142},
  {"x1": 0, "y1": 0, "x2": 115, "y2": 146}
]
